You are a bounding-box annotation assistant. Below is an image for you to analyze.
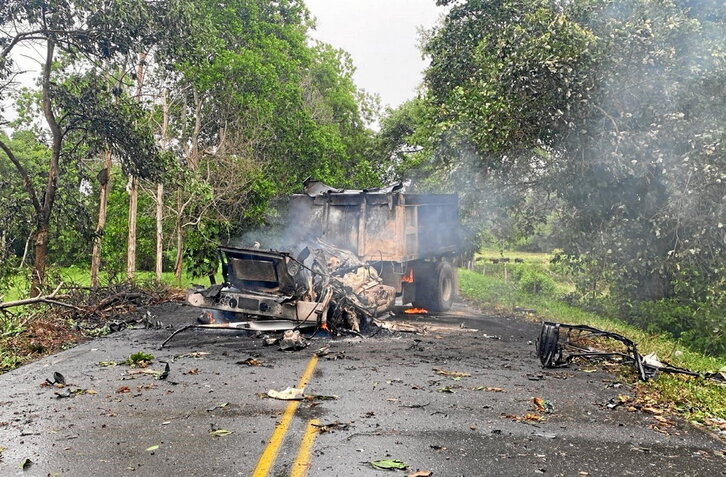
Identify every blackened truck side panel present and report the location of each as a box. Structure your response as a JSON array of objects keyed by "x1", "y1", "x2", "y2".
[{"x1": 291, "y1": 185, "x2": 459, "y2": 264}]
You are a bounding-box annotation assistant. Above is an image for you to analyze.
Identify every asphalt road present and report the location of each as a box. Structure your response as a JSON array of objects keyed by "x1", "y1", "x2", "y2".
[{"x1": 0, "y1": 301, "x2": 723, "y2": 476}]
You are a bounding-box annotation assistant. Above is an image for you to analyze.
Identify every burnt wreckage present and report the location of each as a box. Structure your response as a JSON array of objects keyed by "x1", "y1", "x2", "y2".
[
  {"x1": 537, "y1": 321, "x2": 725, "y2": 383},
  {"x1": 184, "y1": 180, "x2": 459, "y2": 335}
]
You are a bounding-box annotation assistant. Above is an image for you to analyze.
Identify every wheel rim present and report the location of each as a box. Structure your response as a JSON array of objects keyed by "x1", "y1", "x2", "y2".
[{"x1": 440, "y1": 272, "x2": 452, "y2": 303}]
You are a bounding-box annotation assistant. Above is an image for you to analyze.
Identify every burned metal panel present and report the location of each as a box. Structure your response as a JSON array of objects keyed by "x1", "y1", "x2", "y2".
[
  {"x1": 290, "y1": 190, "x2": 458, "y2": 263},
  {"x1": 412, "y1": 196, "x2": 460, "y2": 258},
  {"x1": 228, "y1": 258, "x2": 277, "y2": 283},
  {"x1": 320, "y1": 203, "x2": 361, "y2": 254},
  {"x1": 218, "y1": 247, "x2": 299, "y2": 295},
  {"x1": 359, "y1": 200, "x2": 405, "y2": 262}
]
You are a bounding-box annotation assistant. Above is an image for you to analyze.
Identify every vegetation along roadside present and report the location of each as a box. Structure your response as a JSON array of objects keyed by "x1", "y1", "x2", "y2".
[{"x1": 458, "y1": 253, "x2": 726, "y2": 430}]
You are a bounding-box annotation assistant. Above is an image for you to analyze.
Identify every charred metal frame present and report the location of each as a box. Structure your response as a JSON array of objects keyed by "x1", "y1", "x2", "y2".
[
  {"x1": 536, "y1": 321, "x2": 723, "y2": 382},
  {"x1": 537, "y1": 321, "x2": 649, "y2": 380}
]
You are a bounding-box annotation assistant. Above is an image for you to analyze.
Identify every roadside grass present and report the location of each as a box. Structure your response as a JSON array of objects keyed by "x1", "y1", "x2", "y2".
[
  {"x1": 458, "y1": 267, "x2": 726, "y2": 423},
  {"x1": 2, "y1": 265, "x2": 202, "y2": 302}
]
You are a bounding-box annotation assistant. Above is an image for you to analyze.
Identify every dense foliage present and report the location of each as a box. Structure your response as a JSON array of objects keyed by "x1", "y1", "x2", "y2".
[
  {"x1": 0, "y1": 0, "x2": 381, "y2": 292},
  {"x1": 382, "y1": 0, "x2": 724, "y2": 354}
]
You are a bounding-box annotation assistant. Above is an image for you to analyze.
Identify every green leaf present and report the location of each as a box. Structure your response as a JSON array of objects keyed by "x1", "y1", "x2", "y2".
[
  {"x1": 145, "y1": 445, "x2": 159, "y2": 452},
  {"x1": 369, "y1": 459, "x2": 407, "y2": 470}
]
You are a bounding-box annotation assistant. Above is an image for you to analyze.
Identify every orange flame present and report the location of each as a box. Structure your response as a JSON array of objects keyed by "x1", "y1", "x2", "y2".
[
  {"x1": 320, "y1": 322, "x2": 330, "y2": 332},
  {"x1": 401, "y1": 269, "x2": 414, "y2": 283},
  {"x1": 404, "y1": 308, "x2": 428, "y2": 314}
]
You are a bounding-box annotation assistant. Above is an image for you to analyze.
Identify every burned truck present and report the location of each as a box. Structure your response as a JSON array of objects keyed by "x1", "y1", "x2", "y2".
[{"x1": 187, "y1": 180, "x2": 459, "y2": 333}]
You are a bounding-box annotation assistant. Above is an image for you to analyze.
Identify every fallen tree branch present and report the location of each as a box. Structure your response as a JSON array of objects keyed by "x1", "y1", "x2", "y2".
[{"x1": 0, "y1": 282, "x2": 84, "y2": 312}]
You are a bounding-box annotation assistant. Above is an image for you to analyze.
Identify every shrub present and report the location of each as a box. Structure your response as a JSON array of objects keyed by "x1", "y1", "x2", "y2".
[{"x1": 517, "y1": 268, "x2": 556, "y2": 295}]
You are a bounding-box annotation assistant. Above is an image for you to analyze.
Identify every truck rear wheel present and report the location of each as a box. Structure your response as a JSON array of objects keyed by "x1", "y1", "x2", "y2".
[{"x1": 413, "y1": 261, "x2": 456, "y2": 312}]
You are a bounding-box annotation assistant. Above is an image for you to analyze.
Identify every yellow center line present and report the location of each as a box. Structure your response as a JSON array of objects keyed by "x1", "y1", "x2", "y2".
[
  {"x1": 290, "y1": 419, "x2": 320, "y2": 477},
  {"x1": 251, "y1": 354, "x2": 319, "y2": 477}
]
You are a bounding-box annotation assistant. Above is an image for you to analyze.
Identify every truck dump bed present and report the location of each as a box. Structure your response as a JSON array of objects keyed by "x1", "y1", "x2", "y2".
[{"x1": 292, "y1": 180, "x2": 459, "y2": 263}]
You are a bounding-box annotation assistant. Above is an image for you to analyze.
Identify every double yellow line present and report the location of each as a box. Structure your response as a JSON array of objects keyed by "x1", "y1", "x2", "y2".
[{"x1": 251, "y1": 354, "x2": 321, "y2": 477}]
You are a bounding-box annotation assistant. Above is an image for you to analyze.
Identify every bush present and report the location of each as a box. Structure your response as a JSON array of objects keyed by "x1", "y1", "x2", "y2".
[
  {"x1": 627, "y1": 299, "x2": 725, "y2": 357},
  {"x1": 516, "y1": 268, "x2": 556, "y2": 295}
]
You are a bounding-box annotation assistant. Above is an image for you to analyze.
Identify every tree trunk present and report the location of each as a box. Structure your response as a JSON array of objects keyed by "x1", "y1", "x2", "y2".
[
  {"x1": 32, "y1": 39, "x2": 62, "y2": 297},
  {"x1": 91, "y1": 147, "x2": 112, "y2": 288},
  {"x1": 155, "y1": 182, "x2": 164, "y2": 281},
  {"x1": 154, "y1": 88, "x2": 170, "y2": 282},
  {"x1": 174, "y1": 189, "x2": 183, "y2": 282},
  {"x1": 127, "y1": 175, "x2": 138, "y2": 280},
  {"x1": 31, "y1": 225, "x2": 50, "y2": 296},
  {"x1": 126, "y1": 52, "x2": 147, "y2": 282}
]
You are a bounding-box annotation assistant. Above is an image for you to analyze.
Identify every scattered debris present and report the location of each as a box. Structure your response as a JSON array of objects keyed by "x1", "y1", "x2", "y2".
[
  {"x1": 311, "y1": 421, "x2": 350, "y2": 433},
  {"x1": 305, "y1": 394, "x2": 338, "y2": 401},
  {"x1": 536, "y1": 321, "x2": 725, "y2": 382},
  {"x1": 145, "y1": 445, "x2": 159, "y2": 452},
  {"x1": 279, "y1": 330, "x2": 307, "y2": 351},
  {"x1": 406, "y1": 340, "x2": 425, "y2": 352},
  {"x1": 374, "y1": 321, "x2": 424, "y2": 334},
  {"x1": 369, "y1": 459, "x2": 408, "y2": 471},
  {"x1": 433, "y1": 368, "x2": 471, "y2": 378},
  {"x1": 532, "y1": 397, "x2": 554, "y2": 413},
  {"x1": 399, "y1": 402, "x2": 430, "y2": 409},
  {"x1": 503, "y1": 413, "x2": 544, "y2": 423},
  {"x1": 157, "y1": 362, "x2": 170, "y2": 380},
  {"x1": 54, "y1": 389, "x2": 72, "y2": 399},
  {"x1": 473, "y1": 386, "x2": 504, "y2": 392},
  {"x1": 407, "y1": 471, "x2": 433, "y2": 477},
  {"x1": 21, "y1": 457, "x2": 33, "y2": 471},
  {"x1": 262, "y1": 336, "x2": 279, "y2": 346},
  {"x1": 53, "y1": 371, "x2": 66, "y2": 386},
  {"x1": 127, "y1": 351, "x2": 154, "y2": 368},
  {"x1": 209, "y1": 429, "x2": 233, "y2": 437},
  {"x1": 267, "y1": 387, "x2": 305, "y2": 400},
  {"x1": 207, "y1": 402, "x2": 229, "y2": 412},
  {"x1": 437, "y1": 386, "x2": 459, "y2": 393},
  {"x1": 172, "y1": 351, "x2": 210, "y2": 361},
  {"x1": 239, "y1": 357, "x2": 264, "y2": 366}
]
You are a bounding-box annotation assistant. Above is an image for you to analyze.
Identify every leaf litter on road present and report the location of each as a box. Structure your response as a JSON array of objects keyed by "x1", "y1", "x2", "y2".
[
  {"x1": 369, "y1": 459, "x2": 408, "y2": 470},
  {"x1": 209, "y1": 429, "x2": 233, "y2": 437},
  {"x1": 433, "y1": 368, "x2": 471, "y2": 378}
]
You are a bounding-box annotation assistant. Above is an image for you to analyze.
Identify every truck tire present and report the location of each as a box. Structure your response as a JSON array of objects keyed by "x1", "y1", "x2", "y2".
[{"x1": 413, "y1": 261, "x2": 456, "y2": 312}]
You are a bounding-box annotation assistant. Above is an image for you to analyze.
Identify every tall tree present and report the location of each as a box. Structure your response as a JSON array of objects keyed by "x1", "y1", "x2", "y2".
[
  {"x1": 412, "y1": 0, "x2": 725, "y2": 350},
  {"x1": 0, "y1": 0, "x2": 168, "y2": 295}
]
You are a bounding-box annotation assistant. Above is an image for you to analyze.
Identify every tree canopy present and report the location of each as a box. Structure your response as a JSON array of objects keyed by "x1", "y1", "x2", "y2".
[{"x1": 380, "y1": 0, "x2": 725, "y2": 354}]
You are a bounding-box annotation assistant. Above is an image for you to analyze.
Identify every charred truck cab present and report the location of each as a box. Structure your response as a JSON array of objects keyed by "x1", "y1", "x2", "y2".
[{"x1": 187, "y1": 180, "x2": 460, "y2": 332}]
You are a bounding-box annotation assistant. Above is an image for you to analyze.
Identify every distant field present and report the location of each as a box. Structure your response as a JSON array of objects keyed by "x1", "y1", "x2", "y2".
[{"x1": 475, "y1": 249, "x2": 551, "y2": 264}]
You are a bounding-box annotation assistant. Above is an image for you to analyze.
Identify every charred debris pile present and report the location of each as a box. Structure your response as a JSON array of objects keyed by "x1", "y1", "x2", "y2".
[
  {"x1": 192, "y1": 238, "x2": 397, "y2": 334},
  {"x1": 174, "y1": 180, "x2": 460, "y2": 345}
]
